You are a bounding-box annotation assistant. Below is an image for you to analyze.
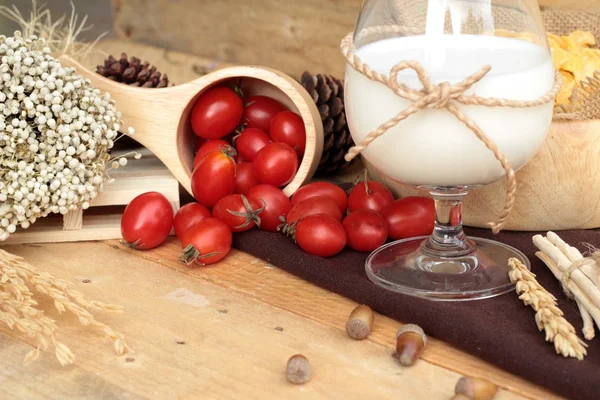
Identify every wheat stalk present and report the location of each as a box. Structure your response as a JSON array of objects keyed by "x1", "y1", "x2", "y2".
[
  {"x1": 0, "y1": 249, "x2": 129, "y2": 366},
  {"x1": 508, "y1": 258, "x2": 587, "y2": 360},
  {"x1": 0, "y1": 0, "x2": 107, "y2": 61}
]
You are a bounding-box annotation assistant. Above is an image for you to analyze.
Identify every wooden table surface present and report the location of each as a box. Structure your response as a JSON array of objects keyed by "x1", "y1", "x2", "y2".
[
  {"x1": 0, "y1": 41, "x2": 562, "y2": 399},
  {"x1": 1, "y1": 239, "x2": 559, "y2": 400}
]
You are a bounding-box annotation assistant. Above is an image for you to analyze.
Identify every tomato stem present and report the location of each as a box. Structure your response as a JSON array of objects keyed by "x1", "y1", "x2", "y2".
[
  {"x1": 120, "y1": 238, "x2": 145, "y2": 250},
  {"x1": 179, "y1": 244, "x2": 222, "y2": 266},
  {"x1": 232, "y1": 79, "x2": 244, "y2": 99},
  {"x1": 227, "y1": 194, "x2": 264, "y2": 229}
]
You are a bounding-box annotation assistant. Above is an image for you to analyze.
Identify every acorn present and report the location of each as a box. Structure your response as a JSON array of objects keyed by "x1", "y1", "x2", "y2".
[
  {"x1": 346, "y1": 305, "x2": 374, "y2": 340},
  {"x1": 286, "y1": 354, "x2": 311, "y2": 384},
  {"x1": 392, "y1": 324, "x2": 427, "y2": 366},
  {"x1": 455, "y1": 376, "x2": 498, "y2": 400}
]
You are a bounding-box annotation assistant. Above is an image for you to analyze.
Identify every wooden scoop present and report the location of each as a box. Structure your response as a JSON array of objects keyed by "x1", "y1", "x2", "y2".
[{"x1": 59, "y1": 55, "x2": 324, "y2": 196}]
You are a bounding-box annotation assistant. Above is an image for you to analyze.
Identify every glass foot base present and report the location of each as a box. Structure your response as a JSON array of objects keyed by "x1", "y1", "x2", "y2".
[{"x1": 365, "y1": 236, "x2": 529, "y2": 301}]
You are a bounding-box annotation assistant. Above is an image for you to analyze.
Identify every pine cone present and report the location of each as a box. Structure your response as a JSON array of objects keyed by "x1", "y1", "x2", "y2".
[
  {"x1": 96, "y1": 53, "x2": 170, "y2": 88},
  {"x1": 300, "y1": 71, "x2": 353, "y2": 175}
]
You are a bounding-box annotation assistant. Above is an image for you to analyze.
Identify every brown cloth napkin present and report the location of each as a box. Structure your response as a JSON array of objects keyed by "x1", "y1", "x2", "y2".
[{"x1": 233, "y1": 227, "x2": 600, "y2": 399}]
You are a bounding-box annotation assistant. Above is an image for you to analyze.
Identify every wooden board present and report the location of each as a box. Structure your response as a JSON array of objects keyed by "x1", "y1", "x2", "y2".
[
  {"x1": 111, "y1": 0, "x2": 359, "y2": 79},
  {"x1": 109, "y1": 0, "x2": 600, "y2": 79},
  {"x1": 3, "y1": 150, "x2": 180, "y2": 245},
  {"x1": 0, "y1": 239, "x2": 561, "y2": 399}
]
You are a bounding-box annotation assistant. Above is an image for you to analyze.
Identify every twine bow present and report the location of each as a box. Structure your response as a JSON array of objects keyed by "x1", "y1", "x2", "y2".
[{"x1": 341, "y1": 30, "x2": 562, "y2": 233}]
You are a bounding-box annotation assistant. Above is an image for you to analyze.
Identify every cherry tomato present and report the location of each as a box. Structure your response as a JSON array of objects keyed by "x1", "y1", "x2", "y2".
[
  {"x1": 181, "y1": 217, "x2": 232, "y2": 266},
  {"x1": 269, "y1": 111, "x2": 306, "y2": 157},
  {"x1": 291, "y1": 182, "x2": 348, "y2": 215},
  {"x1": 248, "y1": 184, "x2": 292, "y2": 232},
  {"x1": 253, "y1": 142, "x2": 298, "y2": 187},
  {"x1": 121, "y1": 192, "x2": 173, "y2": 250},
  {"x1": 243, "y1": 95, "x2": 287, "y2": 133},
  {"x1": 234, "y1": 153, "x2": 247, "y2": 163},
  {"x1": 450, "y1": 204, "x2": 461, "y2": 227},
  {"x1": 285, "y1": 196, "x2": 343, "y2": 226},
  {"x1": 343, "y1": 210, "x2": 388, "y2": 252},
  {"x1": 193, "y1": 139, "x2": 233, "y2": 169},
  {"x1": 212, "y1": 194, "x2": 264, "y2": 232},
  {"x1": 294, "y1": 214, "x2": 346, "y2": 257},
  {"x1": 173, "y1": 203, "x2": 211, "y2": 241},
  {"x1": 348, "y1": 181, "x2": 394, "y2": 213},
  {"x1": 191, "y1": 87, "x2": 243, "y2": 139},
  {"x1": 382, "y1": 196, "x2": 435, "y2": 240},
  {"x1": 191, "y1": 149, "x2": 237, "y2": 207},
  {"x1": 235, "y1": 128, "x2": 270, "y2": 162},
  {"x1": 235, "y1": 162, "x2": 260, "y2": 195},
  {"x1": 194, "y1": 137, "x2": 207, "y2": 152}
]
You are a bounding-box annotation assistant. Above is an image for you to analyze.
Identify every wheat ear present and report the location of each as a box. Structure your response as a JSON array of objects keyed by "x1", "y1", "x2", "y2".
[
  {"x1": 508, "y1": 258, "x2": 587, "y2": 360},
  {"x1": 0, "y1": 249, "x2": 130, "y2": 366}
]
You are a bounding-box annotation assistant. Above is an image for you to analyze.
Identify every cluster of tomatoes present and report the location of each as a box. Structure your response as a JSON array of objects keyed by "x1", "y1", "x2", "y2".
[
  {"x1": 119, "y1": 82, "x2": 436, "y2": 264},
  {"x1": 120, "y1": 179, "x2": 436, "y2": 264},
  {"x1": 191, "y1": 86, "x2": 305, "y2": 198}
]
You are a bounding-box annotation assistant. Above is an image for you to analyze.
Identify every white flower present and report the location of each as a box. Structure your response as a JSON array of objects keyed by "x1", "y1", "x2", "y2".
[{"x1": 0, "y1": 32, "x2": 134, "y2": 241}]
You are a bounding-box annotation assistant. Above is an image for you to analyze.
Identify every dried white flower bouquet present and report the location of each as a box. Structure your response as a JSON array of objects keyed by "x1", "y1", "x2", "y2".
[
  {"x1": 0, "y1": 2, "x2": 131, "y2": 366},
  {"x1": 0, "y1": 31, "x2": 136, "y2": 241}
]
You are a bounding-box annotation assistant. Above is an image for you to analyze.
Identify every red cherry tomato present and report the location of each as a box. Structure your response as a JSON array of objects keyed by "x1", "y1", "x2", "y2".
[
  {"x1": 269, "y1": 111, "x2": 306, "y2": 157},
  {"x1": 382, "y1": 196, "x2": 435, "y2": 240},
  {"x1": 191, "y1": 87, "x2": 243, "y2": 139},
  {"x1": 243, "y1": 95, "x2": 287, "y2": 133},
  {"x1": 294, "y1": 214, "x2": 346, "y2": 257},
  {"x1": 193, "y1": 139, "x2": 233, "y2": 169},
  {"x1": 121, "y1": 192, "x2": 173, "y2": 250},
  {"x1": 285, "y1": 196, "x2": 343, "y2": 226},
  {"x1": 212, "y1": 194, "x2": 264, "y2": 232},
  {"x1": 235, "y1": 128, "x2": 270, "y2": 162},
  {"x1": 291, "y1": 182, "x2": 348, "y2": 215},
  {"x1": 234, "y1": 153, "x2": 247, "y2": 163},
  {"x1": 253, "y1": 142, "x2": 298, "y2": 187},
  {"x1": 248, "y1": 184, "x2": 292, "y2": 232},
  {"x1": 450, "y1": 204, "x2": 461, "y2": 227},
  {"x1": 343, "y1": 210, "x2": 388, "y2": 252},
  {"x1": 191, "y1": 149, "x2": 237, "y2": 207},
  {"x1": 348, "y1": 181, "x2": 394, "y2": 213},
  {"x1": 173, "y1": 203, "x2": 211, "y2": 241},
  {"x1": 235, "y1": 162, "x2": 260, "y2": 195},
  {"x1": 181, "y1": 217, "x2": 232, "y2": 265},
  {"x1": 194, "y1": 137, "x2": 207, "y2": 152}
]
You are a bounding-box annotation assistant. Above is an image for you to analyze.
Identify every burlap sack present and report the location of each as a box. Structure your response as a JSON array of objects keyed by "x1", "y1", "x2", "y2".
[{"x1": 542, "y1": 8, "x2": 600, "y2": 38}]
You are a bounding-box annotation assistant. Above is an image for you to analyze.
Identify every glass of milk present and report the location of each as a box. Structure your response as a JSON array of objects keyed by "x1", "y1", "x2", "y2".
[{"x1": 345, "y1": 0, "x2": 555, "y2": 300}]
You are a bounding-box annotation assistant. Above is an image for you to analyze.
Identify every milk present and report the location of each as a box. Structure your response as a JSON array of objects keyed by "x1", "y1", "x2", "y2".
[{"x1": 345, "y1": 34, "x2": 554, "y2": 187}]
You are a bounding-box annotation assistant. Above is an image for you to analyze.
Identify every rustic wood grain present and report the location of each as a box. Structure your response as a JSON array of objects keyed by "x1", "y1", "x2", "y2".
[
  {"x1": 110, "y1": 0, "x2": 360, "y2": 78},
  {"x1": 108, "y1": 238, "x2": 559, "y2": 400},
  {"x1": 0, "y1": 241, "x2": 536, "y2": 400},
  {"x1": 109, "y1": 0, "x2": 599, "y2": 79}
]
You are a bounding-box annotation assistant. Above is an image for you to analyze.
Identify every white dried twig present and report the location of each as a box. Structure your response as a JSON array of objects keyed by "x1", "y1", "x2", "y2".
[{"x1": 533, "y1": 233, "x2": 600, "y2": 340}]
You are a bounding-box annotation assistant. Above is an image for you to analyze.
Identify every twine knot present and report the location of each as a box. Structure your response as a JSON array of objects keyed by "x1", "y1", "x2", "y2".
[
  {"x1": 340, "y1": 29, "x2": 561, "y2": 233},
  {"x1": 561, "y1": 258, "x2": 598, "y2": 299}
]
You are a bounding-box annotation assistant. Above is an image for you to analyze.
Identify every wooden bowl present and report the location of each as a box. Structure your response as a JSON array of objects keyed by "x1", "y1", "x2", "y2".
[
  {"x1": 59, "y1": 56, "x2": 324, "y2": 196},
  {"x1": 365, "y1": 119, "x2": 600, "y2": 231}
]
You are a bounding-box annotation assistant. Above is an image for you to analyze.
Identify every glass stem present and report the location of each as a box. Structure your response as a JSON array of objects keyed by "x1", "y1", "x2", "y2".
[{"x1": 420, "y1": 189, "x2": 476, "y2": 258}]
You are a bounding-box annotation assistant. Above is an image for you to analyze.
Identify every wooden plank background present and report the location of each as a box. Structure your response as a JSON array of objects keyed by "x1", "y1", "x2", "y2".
[{"x1": 110, "y1": 0, "x2": 600, "y2": 78}]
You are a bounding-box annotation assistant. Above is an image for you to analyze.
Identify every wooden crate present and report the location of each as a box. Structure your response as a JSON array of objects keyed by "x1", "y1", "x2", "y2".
[{"x1": 4, "y1": 147, "x2": 180, "y2": 245}]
